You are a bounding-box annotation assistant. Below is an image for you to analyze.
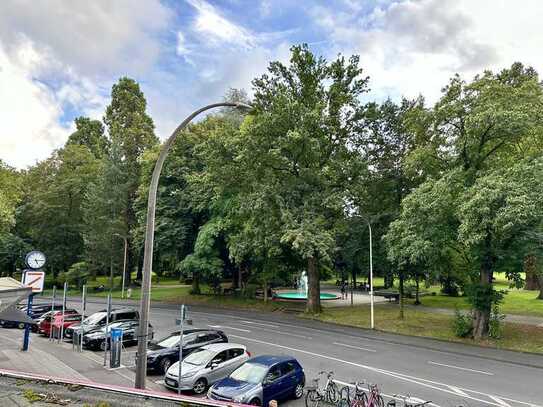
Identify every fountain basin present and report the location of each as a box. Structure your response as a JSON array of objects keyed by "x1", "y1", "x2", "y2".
[{"x1": 275, "y1": 292, "x2": 340, "y2": 301}]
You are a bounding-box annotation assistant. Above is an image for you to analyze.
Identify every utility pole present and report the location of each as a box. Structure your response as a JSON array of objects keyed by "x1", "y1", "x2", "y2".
[{"x1": 134, "y1": 102, "x2": 251, "y2": 389}]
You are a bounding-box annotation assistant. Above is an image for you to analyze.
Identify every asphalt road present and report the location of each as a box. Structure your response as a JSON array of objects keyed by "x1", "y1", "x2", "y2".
[{"x1": 13, "y1": 297, "x2": 543, "y2": 407}]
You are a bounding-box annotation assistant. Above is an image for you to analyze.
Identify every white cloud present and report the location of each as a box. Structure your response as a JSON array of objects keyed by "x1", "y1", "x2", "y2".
[
  {"x1": 313, "y1": 0, "x2": 543, "y2": 103},
  {"x1": 186, "y1": 0, "x2": 256, "y2": 48},
  {"x1": 0, "y1": 0, "x2": 173, "y2": 168},
  {"x1": 0, "y1": 44, "x2": 71, "y2": 169}
]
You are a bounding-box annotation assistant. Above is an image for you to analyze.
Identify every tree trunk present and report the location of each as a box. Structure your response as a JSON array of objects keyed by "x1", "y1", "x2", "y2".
[
  {"x1": 351, "y1": 268, "x2": 357, "y2": 290},
  {"x1": 399, "y1": 272, "x2": 405, "y2": 319},
  {"x1": 232, "y1": 267, "x2": 239, "y2": 289},
  {"x1": 524, "y1": 255, "x2": 539, "y2": 290},
  {"x1": 473, "y1": 265, "x2": 493, "y2": 339},
  {"x1": 538, "y1": 272, "x2": 543, "y2": 300},
  {"x1": 306, "y1": 256, "x2": 321, "y2": 314},
  {"x1": 192, "y1": 272, "x2": 201, "y2": 294},
  {"x1": 414, "y1": 274, "x2": 421, "y2": 305}
]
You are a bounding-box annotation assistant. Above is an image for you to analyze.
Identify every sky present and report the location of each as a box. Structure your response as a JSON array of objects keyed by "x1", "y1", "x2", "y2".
[{"x1": 1, "y1": 0, "x2": 542, "y2": 169}]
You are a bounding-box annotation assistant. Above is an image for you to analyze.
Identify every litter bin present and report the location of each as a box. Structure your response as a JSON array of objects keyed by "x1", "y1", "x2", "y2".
[{"x1": 110, "y1": 327, "x2": 123, "y2": 368}]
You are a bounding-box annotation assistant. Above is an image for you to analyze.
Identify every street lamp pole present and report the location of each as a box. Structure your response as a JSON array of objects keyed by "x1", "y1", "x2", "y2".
[
  {"x1": 134, "y1": 102, "x2": 251, "y2": 389},
  {"x1": 368, "y1": 220, "x2": 374, "y2": 329}
]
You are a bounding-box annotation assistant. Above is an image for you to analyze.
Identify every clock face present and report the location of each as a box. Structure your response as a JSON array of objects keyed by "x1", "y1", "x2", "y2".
[{"x1": 26, "y1": 251, "x2": 46, "y2": 270}]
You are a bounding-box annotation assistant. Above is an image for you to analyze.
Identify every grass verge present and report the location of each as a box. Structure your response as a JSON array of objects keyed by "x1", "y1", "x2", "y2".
[{"x1": 304, "y1": 304, "x2": 543, "y2": 354}]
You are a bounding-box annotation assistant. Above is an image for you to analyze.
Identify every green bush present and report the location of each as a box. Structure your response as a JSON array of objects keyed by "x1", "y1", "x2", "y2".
[
  {"x1": 489, "y1": 305, "x2": 505, "y2": 339},
  {"x1": 452, "y1": 308, "x2": 473, "y2": 337}
]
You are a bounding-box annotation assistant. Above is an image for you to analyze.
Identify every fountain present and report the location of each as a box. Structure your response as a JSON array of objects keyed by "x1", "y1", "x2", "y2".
[{"x1": 274, "y1": 271, "x2": 339, "y2": 301}]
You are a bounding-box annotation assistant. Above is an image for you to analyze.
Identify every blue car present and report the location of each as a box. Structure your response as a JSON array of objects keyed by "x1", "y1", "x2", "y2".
[{"x1": 207, "y1": 355, "x2": 305, "y2": 406}]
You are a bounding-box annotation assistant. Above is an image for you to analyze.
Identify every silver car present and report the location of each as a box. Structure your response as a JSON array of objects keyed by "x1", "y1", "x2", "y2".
[{"x1": 164, "y1": 342, "x2": 249, "y2": 394}]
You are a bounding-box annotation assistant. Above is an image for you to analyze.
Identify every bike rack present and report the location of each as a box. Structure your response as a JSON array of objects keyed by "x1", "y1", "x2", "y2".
[{"x1": 331, "y1": 379, "x2": 437, "y2": 407}]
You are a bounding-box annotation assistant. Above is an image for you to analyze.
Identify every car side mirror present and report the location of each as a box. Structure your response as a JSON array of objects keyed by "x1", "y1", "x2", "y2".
[{"x1": 210, "y1": 361, "x2": 220, "y2": 369}]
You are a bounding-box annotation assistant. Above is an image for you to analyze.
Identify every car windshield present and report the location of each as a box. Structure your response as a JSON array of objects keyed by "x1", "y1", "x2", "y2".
[
  {"x1": 99, "y1": 321, "x2": 124, "y2": 332},
  {"x1": 184, "y1": 349, "x2": 215, "y2": 366},
  {"x1": 230, "y1": 363, "x2": 268, "y2": 384},
  {"x1": 82, "y1": 312, "x2": 106, "y2": 325}
]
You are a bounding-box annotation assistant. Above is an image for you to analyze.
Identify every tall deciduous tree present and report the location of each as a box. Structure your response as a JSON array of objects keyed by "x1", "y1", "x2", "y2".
[
  {"x1": 238, "y1": 44, "x2": 368, "y2": 313},
  {"x1": 66, "y1": 117, "x2": 109, "y2": 158},
  {"x1": 104, "y1": 77, "x2": 158, "y2": 282}
]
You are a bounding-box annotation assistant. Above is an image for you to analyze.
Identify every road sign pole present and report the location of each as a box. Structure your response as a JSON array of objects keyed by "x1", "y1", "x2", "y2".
[
  {"x1": 22, "y1": 292, "x2": 34, "y2": 351},
  {"x1": 103, "y1": 294, "x2": 111, "y2": 367},
  {"x1": 178, "y1": 304, "x2": 185, "y2": 395},
  {"x1": 49, "y1": 286, "x2": 56, "y2": 341},
  {"x1": 59, "y1": 282, "x2": 67, "y2": 343},
  {"x1": 80, "y1": 285, "x2": 86, "y2": 352}
]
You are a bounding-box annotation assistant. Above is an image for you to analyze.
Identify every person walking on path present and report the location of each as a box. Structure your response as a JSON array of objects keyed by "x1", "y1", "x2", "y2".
[{"x1": 340, "y1": 280, "x2": 348, "y2": 300}]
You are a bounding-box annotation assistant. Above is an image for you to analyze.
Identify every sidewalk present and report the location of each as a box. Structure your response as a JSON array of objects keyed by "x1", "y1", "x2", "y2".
[{"x1": 0, "y1": 328, "x2": 162, "y2": 392}]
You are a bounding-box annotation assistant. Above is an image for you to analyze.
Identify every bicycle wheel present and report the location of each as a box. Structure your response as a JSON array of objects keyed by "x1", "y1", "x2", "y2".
[
  {"x1": 360, "y1": 393, "x2": 369, "y2": 407},
  {"x1": 305, "y1": 389, "x2": 320, "y2": 407},
  {"x1": 327, "y1": 382, "x2": 340, "y2": 404},
  {"x1": 374, "y1": 395, "x2": 384, "y2": 407}
]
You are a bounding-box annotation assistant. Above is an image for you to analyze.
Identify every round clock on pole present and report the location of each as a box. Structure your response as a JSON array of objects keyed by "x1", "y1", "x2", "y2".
[{"x1": 25, "y1": 250, "x2": 46, "y2": 270}]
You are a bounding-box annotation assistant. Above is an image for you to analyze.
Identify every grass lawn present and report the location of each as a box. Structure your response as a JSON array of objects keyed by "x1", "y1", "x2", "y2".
[{"x1": 306, "y1": 304, "x2": 543, "y2": 354}]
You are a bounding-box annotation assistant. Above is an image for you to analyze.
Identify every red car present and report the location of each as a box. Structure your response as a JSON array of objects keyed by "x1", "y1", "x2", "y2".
[{"x1": 38, "y1": 310, "x2": 82, "y2": 337}]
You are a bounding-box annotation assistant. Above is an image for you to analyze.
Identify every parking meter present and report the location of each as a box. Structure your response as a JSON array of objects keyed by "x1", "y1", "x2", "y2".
[{"x1": 110, "y1": 327, "x2": 123, "y2": 368}]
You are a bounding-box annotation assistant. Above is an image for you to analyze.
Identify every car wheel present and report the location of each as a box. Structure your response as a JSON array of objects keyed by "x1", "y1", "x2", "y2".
[
  {"x1": 160, "y1": 358, "x2": 172, "y2": 374},
  {"x1": 294, "y1": 382, "x2": 304, "y2": 399},
  {"x1": 18, "y1": 322, "x2": 25, "y2": 329},
  {"x1": 193, "y1": 378, "x2": 207, "y2": 395},
  {"x1": 249, "y1": 398, "x2": 261, "y2": 406}
]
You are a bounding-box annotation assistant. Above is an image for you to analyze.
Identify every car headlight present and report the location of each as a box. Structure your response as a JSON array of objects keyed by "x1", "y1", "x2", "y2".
[{"x1": 233, "y1": 395, "x2": 245, "y2": 403}]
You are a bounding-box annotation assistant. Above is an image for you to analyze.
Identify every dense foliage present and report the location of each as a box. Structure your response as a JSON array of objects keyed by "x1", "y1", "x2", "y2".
[{"x1": 1, "y1": 48, "x2": 542, "y2": 337}]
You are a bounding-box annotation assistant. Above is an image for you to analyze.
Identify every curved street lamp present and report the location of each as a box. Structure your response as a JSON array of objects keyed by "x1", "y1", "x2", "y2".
[{"x1": 135, "y1": 102, "x2": 252, "y2": 389}]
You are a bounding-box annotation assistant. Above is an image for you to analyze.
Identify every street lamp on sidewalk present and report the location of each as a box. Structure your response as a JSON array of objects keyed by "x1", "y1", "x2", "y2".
[
  {"x1": 113, "y1": 233, "x2": 128, "y2": 299},
  {"x1": 354, "y1": 213, "x2": 374, "y2": 330},
  {"x1": 134, "y1": 102, "x2": 252, "y2": 390}
]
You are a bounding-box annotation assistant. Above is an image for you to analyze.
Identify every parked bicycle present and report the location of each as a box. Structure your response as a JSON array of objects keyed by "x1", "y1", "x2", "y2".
[
  {"x1": 386, "y1": 394, "x2": 432, "y2": 407},
  {"x1": 305, "y1": 371, "x2": 339, "y2": 407},
  {"x1": 361, "y1": 383, "x2": 384, "y2": 407}
]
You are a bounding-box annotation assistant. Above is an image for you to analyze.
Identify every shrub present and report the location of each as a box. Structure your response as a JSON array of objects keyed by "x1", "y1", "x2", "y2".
[
  {"x1": 489, "y1": 305, "x2": 505, "y2": 339},
  {"x1": 452, "y1": 308, "x2": 473, "y2": 337}
]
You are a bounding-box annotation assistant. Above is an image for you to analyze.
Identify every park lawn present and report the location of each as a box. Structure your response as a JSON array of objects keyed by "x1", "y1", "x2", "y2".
[
  {"x1": 40, "y1": 284, "x2": 286, "y2": 313},
  {"x1": 408, "y1": 286, "x2": 543, "y2": 317},
  {"x1": 308, "y1": 304, "x2": 543, "y2": 354}
]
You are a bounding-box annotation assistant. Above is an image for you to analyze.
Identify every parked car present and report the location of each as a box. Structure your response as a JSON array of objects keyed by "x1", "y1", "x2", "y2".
[
  {"x1": 64, "y1": 308, "x2": 139, "y2": 340},
  {"x1": 146, "y1": 329, "x2": 228, "y2": 373},
  {"x1": 1, "y1": 303, "x2": 65, "y2": 329},
  {"x1": 164, "y1": 343, "x2": 249, "y2": 394},
  {"x1": 82, "y1": 319, "x2": 153, "y2": 350},
  {"x1": 207, "y1": 355, "x2": 305, "y2": 406},
  {"x1": 38, "y1": 310, "x2": 82, "y2": 337}
]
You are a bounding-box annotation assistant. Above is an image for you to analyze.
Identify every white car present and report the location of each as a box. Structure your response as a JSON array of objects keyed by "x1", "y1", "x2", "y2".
[{"x1": 164, "y1": 343, "x2": 250, "y2": 394}]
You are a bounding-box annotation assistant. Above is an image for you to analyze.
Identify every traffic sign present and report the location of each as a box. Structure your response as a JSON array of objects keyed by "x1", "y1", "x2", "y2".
[{"x1": 22, "y1": 271, "x2": 45, "y2": 293}]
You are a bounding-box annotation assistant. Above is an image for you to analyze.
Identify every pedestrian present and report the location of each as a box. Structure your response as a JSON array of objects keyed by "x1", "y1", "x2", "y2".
[
  {"x1": 127, "y1": 287, "x2": 132, "y2": 298},
  {"x1": 340, "y1": 280, "x2": 347, "y2": 299}
]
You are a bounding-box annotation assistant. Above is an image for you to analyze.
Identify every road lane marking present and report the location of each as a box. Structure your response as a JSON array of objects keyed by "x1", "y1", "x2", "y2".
[
  {"x1": 239, "y1": 320, "x2": 279, "y2": 328},
  {"x1": 448, "y1": 385, "x2": 470, "y2": 397},
  {"x1": 488, "y1": 396, "x2": 512, "y2": 407},
  {"x1": 333, "y1": 342, "x2": 376, "y2": 353},
  {"x1": 428, "y1": 361, "x2": 494, "y2": 376},
  {"x1": 229, "y1": 334, "x2": 540, "y2": 407},
  {"x1": 207, "y1": 325, "x2": 251, "y2": 333}
]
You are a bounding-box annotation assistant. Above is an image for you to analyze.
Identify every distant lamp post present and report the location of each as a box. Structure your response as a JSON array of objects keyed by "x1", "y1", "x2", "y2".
[
  {"x1": 355, "y1": 213, "x2": 374, "y2": 330},
  {"x1": 113, "y1": 233, "x2": 128, "y2": 299},
  {"x1": 134, "y1": 102, "x2": 252, "y2": 389}
]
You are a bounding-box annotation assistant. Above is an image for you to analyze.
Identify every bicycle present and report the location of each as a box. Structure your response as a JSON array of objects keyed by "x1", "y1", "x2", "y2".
[
  {"x1": 361, "y1": 383, "x2": 384, "y2": 407},
  {"x1": 351, "y1": 382, "x2": 366, "y2": 407},
  {"x1": 305, "y1": 371, "x2": 339, "y2": 407},
  {"x1": 386, "y1": 394, "x2": 432, "y2": 407}
]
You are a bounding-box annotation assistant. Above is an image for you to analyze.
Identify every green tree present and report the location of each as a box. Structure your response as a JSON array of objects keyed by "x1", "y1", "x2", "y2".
[
  {"x1": 0, "y1": 160, "x2": 23, "y2": 234},
  {"x1": 66, "y1": 117, "x2": 109, "y2": 158},
  {"x1": 237, "y1": 44, "x2": 368, "y2": 313},
  {"x1": 104, "y1": 77, "x2": 158, "y2": 282}
]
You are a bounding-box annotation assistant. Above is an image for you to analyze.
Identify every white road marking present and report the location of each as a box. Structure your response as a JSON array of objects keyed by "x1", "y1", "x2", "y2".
[
  {"x1": 489, "y1": 396, "x2": 512, "y2": 407},
  {"x1": 428, "y1": 361, "x2": 494, "y2": 376},
  {"x1": 207, "y1": 325, "x2": 251, "y2": 333},
  {"x1": 239, "y1": 320, "x2": 279, "y2": 328},
  {"x1": 333, "y1": 342, "x2": 376, "y2": 353},
  {"x1": 229, "y1": 334, "x2": 541, "y2": 407},
  {"x1": 448, "y1": 385, "x2": 470, "y2": 397}
]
